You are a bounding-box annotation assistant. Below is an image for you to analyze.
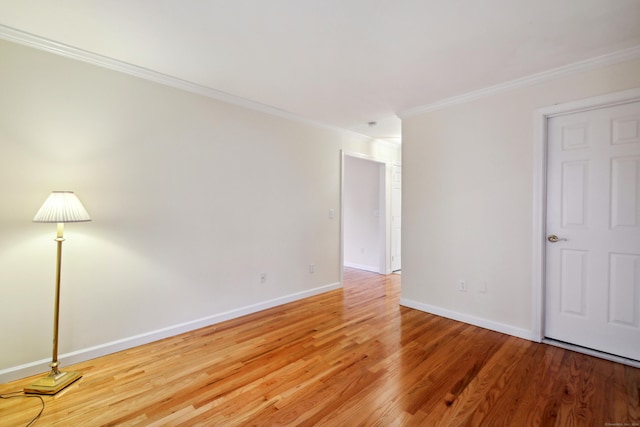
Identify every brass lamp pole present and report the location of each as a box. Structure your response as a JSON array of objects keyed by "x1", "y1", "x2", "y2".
[{"x1": 25, "y1": 191, "x2": 91, "y2": 394}]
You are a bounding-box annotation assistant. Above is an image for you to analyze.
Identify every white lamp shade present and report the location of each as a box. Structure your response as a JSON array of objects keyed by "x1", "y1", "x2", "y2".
[{"x1": 33, "y1": 191, "x2": 92, "y2": 223}]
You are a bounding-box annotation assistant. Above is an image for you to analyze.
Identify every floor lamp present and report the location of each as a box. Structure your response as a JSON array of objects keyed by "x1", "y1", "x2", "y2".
[{"x1": 25, "y1": 191, "x2": 91, "y2": 394}]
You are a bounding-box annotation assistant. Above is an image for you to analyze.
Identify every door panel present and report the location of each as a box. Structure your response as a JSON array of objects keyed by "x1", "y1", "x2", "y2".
[
  {"x1": 608, "y1": 253, "x2": 639, "y2": 327},
  {"x1": 559, "y1": 249, "x2": 587, "y2": 316},
  {"x1": 545, "y1": 101, "x2": 640, "y2": 361},
  {"x1": 561, "y1": 161, "x2": 588, "y2": 227},
  {"x1": 611, "y1": 157, "x2": 640, "y2": 228}
]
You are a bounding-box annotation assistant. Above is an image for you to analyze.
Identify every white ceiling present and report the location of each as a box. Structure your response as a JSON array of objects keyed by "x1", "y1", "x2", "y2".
[{"x1": 1, "y1": 0, "x2": 640, "y2": 141}]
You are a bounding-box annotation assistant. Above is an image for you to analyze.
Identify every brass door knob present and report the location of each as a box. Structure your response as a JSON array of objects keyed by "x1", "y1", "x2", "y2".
[{"x1": 547, "y1": 235, "x2": 567, "y2": 242}]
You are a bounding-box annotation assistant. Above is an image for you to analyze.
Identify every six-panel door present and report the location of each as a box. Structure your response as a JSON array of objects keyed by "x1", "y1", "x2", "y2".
[{"x1": 545, "y1": 101, "x2": 640, "y2": 361}]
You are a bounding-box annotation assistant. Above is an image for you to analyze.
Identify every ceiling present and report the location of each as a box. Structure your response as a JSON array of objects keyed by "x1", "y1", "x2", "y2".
[{"x1": 1, "y1": 0, "x2": 640, "y2": 142}]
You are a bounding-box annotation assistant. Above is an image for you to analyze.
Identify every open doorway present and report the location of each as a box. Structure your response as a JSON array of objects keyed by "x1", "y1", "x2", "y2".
[{"x1": 341, "y1": 152, "x2": 401, "y2": 276}]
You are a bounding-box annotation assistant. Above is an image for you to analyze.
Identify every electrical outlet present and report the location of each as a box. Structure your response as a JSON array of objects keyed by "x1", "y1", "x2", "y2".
[
  {"x1": 458, "y1": 280, "x2": 467, "y2": 292},
  {"x1": 309, "y1": 264, "x2": 315, "y2": 273},
  {"x1": 260, "y1": 273, "x2": 267, "y2": 283}
]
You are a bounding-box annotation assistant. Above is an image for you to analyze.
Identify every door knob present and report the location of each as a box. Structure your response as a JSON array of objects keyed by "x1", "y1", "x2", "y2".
[{"x1": 547, "y1": 235, "x2": 567, "y2": 243}]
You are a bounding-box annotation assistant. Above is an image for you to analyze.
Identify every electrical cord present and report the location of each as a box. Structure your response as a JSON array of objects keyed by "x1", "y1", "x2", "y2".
[{"x1": 0, "y1": 391, "x2": 45, "y2": 427}]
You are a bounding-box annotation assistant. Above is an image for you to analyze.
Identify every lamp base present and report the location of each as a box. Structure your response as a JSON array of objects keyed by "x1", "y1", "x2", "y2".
[{"x1": 24, "y1": 370, "x2": 82, "y2": 394}]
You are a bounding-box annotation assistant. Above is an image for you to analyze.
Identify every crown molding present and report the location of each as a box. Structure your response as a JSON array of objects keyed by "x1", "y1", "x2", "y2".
[
  {"x1": 0, "y1": 24, "x2": 388, "y2": 143},
  {"x1": 398, "y1": 44, "x2": 640, "y2": 118},
  {"x1": 0, "y1": 25, "x2": 258, "y2": 108}
]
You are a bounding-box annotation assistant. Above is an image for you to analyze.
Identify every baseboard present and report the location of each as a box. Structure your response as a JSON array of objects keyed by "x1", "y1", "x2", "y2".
[
  {"x1": 0, "y1": 282, "x2": 341, "y2": 384},
  {"x1": 343, "y1": 262, "x2": 380, "y2": 273},
  {"x1": 399, "y1": 297, "x2": 537, "y2": 341}
]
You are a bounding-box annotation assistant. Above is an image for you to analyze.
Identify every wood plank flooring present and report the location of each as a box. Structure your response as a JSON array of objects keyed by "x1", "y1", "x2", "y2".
[{"x1": 1, "y1": 268, "x2": 639, "y2": 426}]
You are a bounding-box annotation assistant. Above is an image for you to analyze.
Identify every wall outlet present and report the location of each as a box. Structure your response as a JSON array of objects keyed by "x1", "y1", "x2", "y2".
[
  {"x1": 260, "y1": 273, "x2": 267, "y2": 283},
  {"x1": 309, "y1": 264, "x2": 315, "y2": 273},
  {"x1": 458, "y1": 280, "x2": 467, "y2": 292}
]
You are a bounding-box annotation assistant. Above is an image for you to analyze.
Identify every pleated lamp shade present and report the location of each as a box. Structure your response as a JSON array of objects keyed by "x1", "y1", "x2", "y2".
[{"x1": 33, "y1": 191, "x2": 92, "y2": 223}]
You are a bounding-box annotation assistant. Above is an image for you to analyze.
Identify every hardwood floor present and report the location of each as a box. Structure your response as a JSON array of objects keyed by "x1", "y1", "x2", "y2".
[{"x1": 1, "y1": 268, "x2": 639, "y2": 426}]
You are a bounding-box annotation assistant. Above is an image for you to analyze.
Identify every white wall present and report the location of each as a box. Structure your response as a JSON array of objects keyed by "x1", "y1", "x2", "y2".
[
  {"x1": 343, "y1": 155, "x2": 384, "y2": 272},
  {"x1": 0, "y1": 39, "x2": 399, "y2": 381},
  {"x1": 401, "y1": 58, "x2": 640, "y2": 338}
]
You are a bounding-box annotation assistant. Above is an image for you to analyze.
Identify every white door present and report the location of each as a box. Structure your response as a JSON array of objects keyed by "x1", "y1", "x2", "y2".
[
  {"x1": 545, "y1": 100, "x2": 640, "y2": 361},
  {"x1": 391, "y1": 164, "x2": 402, "y2": 272}
]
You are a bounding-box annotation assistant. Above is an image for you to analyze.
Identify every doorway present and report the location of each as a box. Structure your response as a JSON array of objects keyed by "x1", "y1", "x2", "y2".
[
  {"x1": 535, "y1": 88, "x2": 640, "y2": 364},
  {"x1": 342, "y1": 154, "x2": 386, "y2": 274}
]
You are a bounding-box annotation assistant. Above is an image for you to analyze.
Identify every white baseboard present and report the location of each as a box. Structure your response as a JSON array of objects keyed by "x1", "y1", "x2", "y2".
[
  {"x1": 0, "y1": 282, "x2": 341, "y2": 384},
  {"x1": 399, "y1": 297, "x2": 537, "y2": 342},
  {"x1": 343, "y1": 262, "x2": 380, "y2": 273}
]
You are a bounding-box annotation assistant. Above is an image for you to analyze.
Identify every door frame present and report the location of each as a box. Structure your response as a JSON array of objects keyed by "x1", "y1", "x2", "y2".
[
  {"x1": 340, "y1": 151, "x2": 390, "y2": 279},
  {"x1": 390, "y1": 162, "x2": 402, "y2": 272},
  {"x1": 532, "y1": 87, "x2": 640, "y2": 347}
]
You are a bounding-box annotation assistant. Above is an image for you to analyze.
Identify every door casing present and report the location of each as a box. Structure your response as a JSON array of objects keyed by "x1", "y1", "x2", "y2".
[
  {"x1": 340, "y1": 151, "x2": 391, "y2": 280},
  {"x1": 391, "y1": 163, "x2": 402, "y2": 272}
]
